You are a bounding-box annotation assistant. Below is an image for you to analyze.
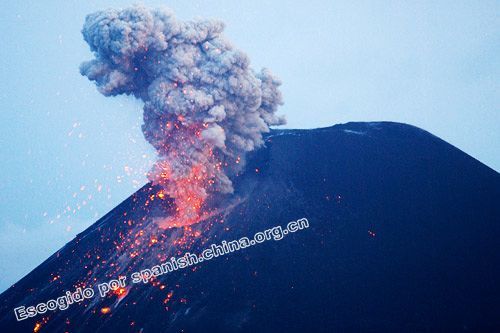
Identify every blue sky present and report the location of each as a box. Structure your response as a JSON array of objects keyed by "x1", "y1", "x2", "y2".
[{"x1": 0, "y1": 0, "x2": 498, "y2": 291}]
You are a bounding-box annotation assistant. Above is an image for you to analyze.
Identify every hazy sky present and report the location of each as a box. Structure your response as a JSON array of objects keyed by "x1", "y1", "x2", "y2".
[{"x1": 0, "y1": 0, "x2": 498, "y2": 291}]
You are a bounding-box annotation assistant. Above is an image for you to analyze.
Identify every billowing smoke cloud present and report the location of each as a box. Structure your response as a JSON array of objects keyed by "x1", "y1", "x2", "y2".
[{"x1": 80, "y1": 6, "x2": 285, "y2": 227}]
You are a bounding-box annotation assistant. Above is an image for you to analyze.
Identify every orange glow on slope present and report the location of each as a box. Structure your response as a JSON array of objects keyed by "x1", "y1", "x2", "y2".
[
  {"x1": 150, "y1": 123, "x2": 220, "y2": 228},
  {"x1": 157, "y1": 161, "x2": 210, "y2": 228},
  {"x1": 100, "y1": 307, "x2": 111, "y2": 314},
  {"x1": 114, "y1": 287, "x2": 129, "y2": 299}
]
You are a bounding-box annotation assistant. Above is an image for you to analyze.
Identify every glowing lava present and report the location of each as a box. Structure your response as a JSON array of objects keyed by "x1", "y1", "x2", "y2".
[
  {"x1": 148, "y1": 123, "x2": 220, "y2": 228},
  {"x1": 100, "y1": 307, "x2": 111, "y2": 315}
]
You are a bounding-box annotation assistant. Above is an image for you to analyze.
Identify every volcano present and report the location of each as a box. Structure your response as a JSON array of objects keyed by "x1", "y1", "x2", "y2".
[{"x1": 1, "y1": 122, "x2": 499, "y2": 332}]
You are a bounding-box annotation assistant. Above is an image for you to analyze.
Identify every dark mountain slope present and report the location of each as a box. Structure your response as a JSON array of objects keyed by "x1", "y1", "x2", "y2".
[{"x1": 1, "y1": 122, "x2": 499, "y2": 332}]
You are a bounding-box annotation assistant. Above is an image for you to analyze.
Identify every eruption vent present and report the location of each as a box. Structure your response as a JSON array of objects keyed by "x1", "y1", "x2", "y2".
[{"x1": 80, "y1": 6, "x2": 285, "y2": 227}]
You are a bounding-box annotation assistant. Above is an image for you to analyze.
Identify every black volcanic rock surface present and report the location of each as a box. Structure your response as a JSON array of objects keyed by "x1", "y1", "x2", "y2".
[{"x1": 1, "y1": 122, "x2": 499, "y2": 332}]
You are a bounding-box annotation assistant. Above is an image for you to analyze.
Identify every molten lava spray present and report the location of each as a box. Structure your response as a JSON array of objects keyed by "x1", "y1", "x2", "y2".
[{"x1": 80, "y1": 6, "x2": 285, "y2": 227}]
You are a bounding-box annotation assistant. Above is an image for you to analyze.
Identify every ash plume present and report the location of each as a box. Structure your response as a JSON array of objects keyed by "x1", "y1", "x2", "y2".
[{"x1": 80, "y1": 6, "x2": 285, "y2": 227}]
